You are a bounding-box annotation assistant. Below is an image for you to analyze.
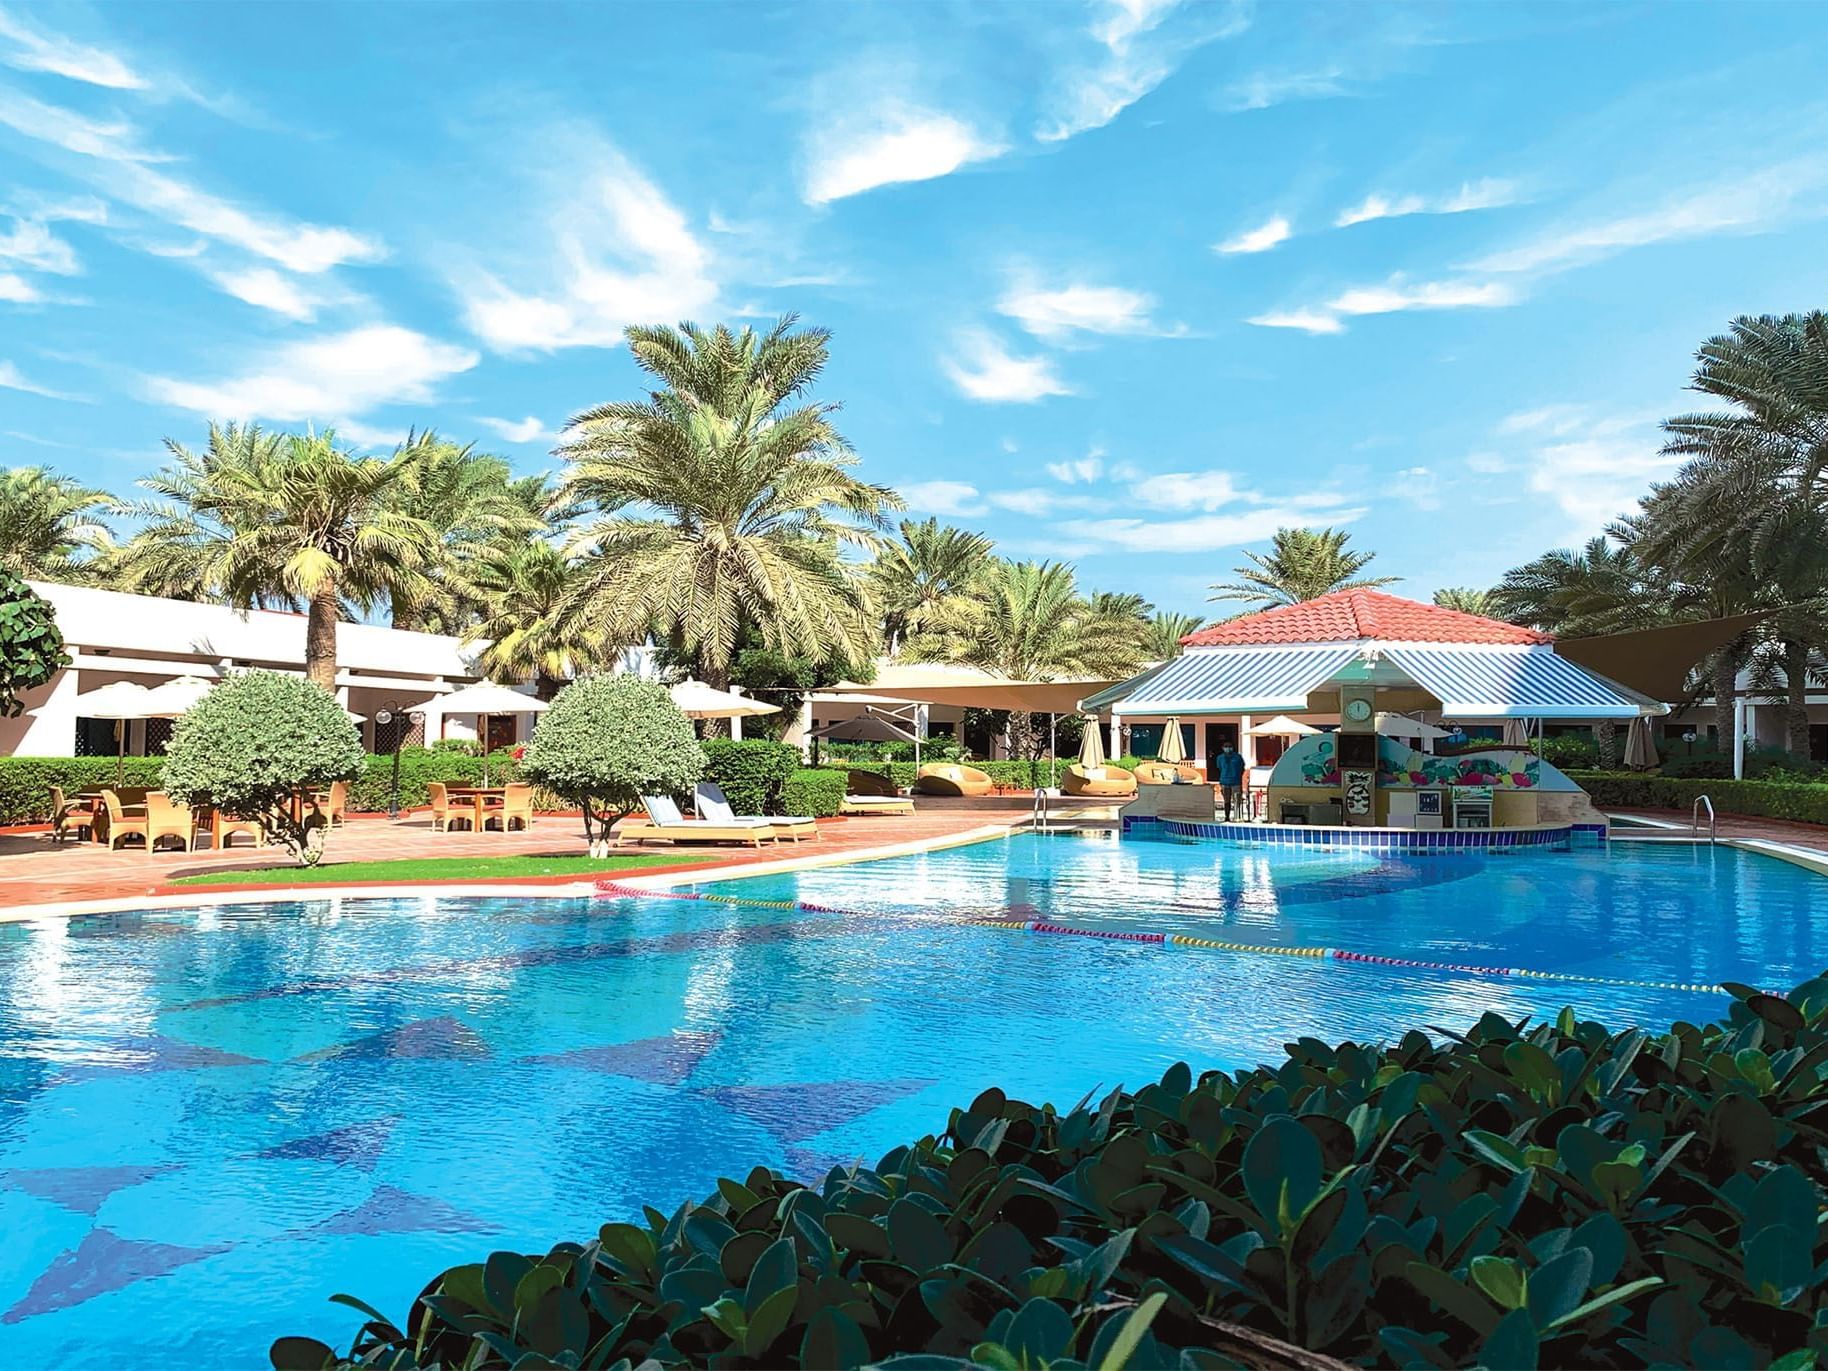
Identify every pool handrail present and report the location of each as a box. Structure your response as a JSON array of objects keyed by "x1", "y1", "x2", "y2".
[{"x1": 1692, "y1": 793, "x2": 1717, "y2": 844}]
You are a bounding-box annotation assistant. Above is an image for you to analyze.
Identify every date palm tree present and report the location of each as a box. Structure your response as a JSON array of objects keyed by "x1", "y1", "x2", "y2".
[
  {"x1": 465, "y1": 537, "x2": 600, "y2": 700},
  {"x1": 0, "y1": 465, "x2": 113, "y2": 581},
  {"x1": 118, "y1": 425, "x2": 439, "y2": 689},
  {"x1": 868, "y1": 517, "x2": 992, "y2": 653},
  {"x1": 1208, "y1": 527, "x2": 1396, "y2": 614},
  {"x1": 556, "y1": 318, "x2": 899, "y2": 700},
  {"x1": 1144, "y1": 611, "x2": 1204, "y2": 660},
  {"x1": 1432, "y1": 587, "x2": 1497, "y2": 616}
]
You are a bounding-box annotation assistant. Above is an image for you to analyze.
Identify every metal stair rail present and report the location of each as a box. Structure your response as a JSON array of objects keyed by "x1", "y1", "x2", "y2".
[{"x1": 1691, "y1": 793, "x2": 1717, "y2": 844}]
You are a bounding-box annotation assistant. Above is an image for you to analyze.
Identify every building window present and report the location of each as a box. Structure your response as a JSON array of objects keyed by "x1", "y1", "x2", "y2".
[{"x1": 74, "y1": 717, "x2": 116, "y2": 757}]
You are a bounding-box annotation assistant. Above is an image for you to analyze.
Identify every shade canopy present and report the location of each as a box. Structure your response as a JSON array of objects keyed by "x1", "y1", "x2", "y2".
[
  {"x1": 807, "y1": 710, "x2": 915, "y2": 743},
  {"x1": 1375, "y1": 712, "x2": 1452, "y2": 741},
  {"x1": 139, "y1": 675, "x2": 217, "y2": 716},
  {"x1": 1555, "y1": 613, "x2": 1769, "y2": 704},
  {"x1": 1109, "y1": 645, "x2": 1362, "y2": 717},
  {"x1": 829, "y1": 662, "x2": 1120, "y2": 715},
  {"x1": 435, "y1": 682, "x2": 551, "y2": 716},
  {"x1": 1157, "y1": 715, "x2": 1188, "y2": 763},
  {"x1": 1244, "y1": 713, "x2": 1320, "y2": 737},
  {"x1": 670, "y1": 680, "x2": 781, "y2": 719},
  {"x1": 66, "y1": 681, "x2": 156, "y2": 720}
]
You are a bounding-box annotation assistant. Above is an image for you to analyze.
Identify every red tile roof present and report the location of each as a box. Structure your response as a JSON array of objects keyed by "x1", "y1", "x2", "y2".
[{"x1": 1180, "y1": 589, "x2": 1553, "y2": 647}]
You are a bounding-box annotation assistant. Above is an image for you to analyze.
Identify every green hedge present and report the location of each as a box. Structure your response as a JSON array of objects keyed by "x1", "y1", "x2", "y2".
[
  {"x1": 780, "y1": 768, "x2": 846, "y2": 818},
  {"x1": 0, "y1": 756, "x2": 168, "y2": 825},
  {"x1": 1572, "y1": 771, "x2": 1828, "y2": 826},
  {"x1": 700, "y1": 738, "x2": 800, "y2": 815},
  {"x1": 286, "y1": 979, "x2": 1828, "y2": 1369}
]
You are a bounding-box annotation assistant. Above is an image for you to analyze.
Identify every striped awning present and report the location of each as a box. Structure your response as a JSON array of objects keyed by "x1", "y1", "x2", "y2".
[
  {"x1": 1382, "y1": 645, "x2": 1657, "y2": 719},
  {"x1": 1108, "y1": 645, "x2": 1362, "y2": 716}
]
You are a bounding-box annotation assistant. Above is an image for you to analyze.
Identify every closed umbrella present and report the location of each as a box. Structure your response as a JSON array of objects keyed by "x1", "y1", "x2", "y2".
[
  {"x1": 1077, "y1": 716, "x2": 1105, "y2": 768},
  {"x1": 1624, "y1": 716, "x2": 1659, "y2": 770},
  {"x1": 1158, "y1": 716, "x2": 1187, "y2": 764},
  {"x1": 434, "y1": 682, "x2": 551, "y2": 784},
  {"x1": 1502, "y1": 718, "x2": 1529, "y2": 747}
]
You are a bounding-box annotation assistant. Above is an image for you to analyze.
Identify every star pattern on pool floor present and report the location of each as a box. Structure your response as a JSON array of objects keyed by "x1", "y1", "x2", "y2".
[
  {"x1": 702, "y1": 1078, "x2": 936, "y2": 1144},
  {"x1": 255, "y1": 1116, "x2": 400, "y2": 1171},
  {"x1": 53, "y1": 1034, "x2": 265, "y2": 1084},
  {"x1": 1, "y1": 1164, "x2": 178, "y2": 1215},
  {"x1": 299, "y1": 1016, "x2": 491, "y2": 1061},
  {"x1": 526, "y1": 1030, "x2": 721, "y2": 1085},
  {"x1": 2, "y1": 1229, "x2": 229, "y2": 1324}
]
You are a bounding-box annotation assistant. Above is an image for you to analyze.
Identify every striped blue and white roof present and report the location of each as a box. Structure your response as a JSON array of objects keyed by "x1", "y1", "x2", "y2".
[{"x1": 1103, "y1": 642, "x2": 1658, "y2": 719}]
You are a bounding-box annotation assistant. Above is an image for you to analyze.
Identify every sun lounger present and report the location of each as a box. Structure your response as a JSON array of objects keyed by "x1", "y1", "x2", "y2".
[
  {"x1": 616, "y1": 795, "x2": 777, "y2": 847},
  {"x1": 841, "y1": 794, "x2": 914, "y2": 816},
  {"x1": 694, "y1": 783, "x2": 820, "y2": 842}
]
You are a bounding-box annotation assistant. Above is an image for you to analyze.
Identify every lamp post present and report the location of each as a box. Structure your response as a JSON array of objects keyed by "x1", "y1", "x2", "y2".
[{"x1": 375, "y1": 704, "x2": 426, "y2": 820}]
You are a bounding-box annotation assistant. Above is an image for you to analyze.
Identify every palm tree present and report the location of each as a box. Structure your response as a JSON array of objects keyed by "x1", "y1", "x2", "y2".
[
  {"x1": 465, "y1": 537, "x2": 599, "y2": 700},
  {"x1": 119, "y1": 426, "x2": 439, "y2": 689},
  {"x1": 917, "y1": 559, "x2": 1148, "y2": 757},
  {"x1": 1492, "y1": 535, "x2": 1670, "y2": 636},
  {"x1": 1432, "y1": 587, "x2": 1497, "y2": 616},
  {"x1": 1145, "y1": 611, "x2": 1204, "y2": 659},
  {"x1": 556, "y1": 318, "x2": 899, "y2": 699},
  {"x1": 1208, "y1": 527, "x2": 1397, "y2": 614},
  {"x1": 869, "y1": 517, "x2": 993, "y2": 653},
  {"x1": 384, "y1": 433, "x2": 539, "y2": 632},
  {"x1": 0, "y1": 466, "x2": 113, "y2": 581}
]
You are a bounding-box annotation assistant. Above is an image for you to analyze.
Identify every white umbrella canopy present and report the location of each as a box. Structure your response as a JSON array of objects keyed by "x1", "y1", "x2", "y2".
[
  {"x1": 1244, "y1": 714, "x2": 1319, "y2": 737},
  {"x1": 1375, "y1": 712, "x2": 1453, "y2": 742},
  {"x1": 65, "y1": 681, "x2": 155, "y2": 720},
  {"x1": 1157, "y1": 716, "x2": 1187, "y2": 764},
  {"x1": 669, "y1": 680, "x2": 781, "y2": 719},
  {"x1": 435, "y1": 682, "x2": 551, "y2": 784},
  {"x1": 139, "y1": 675, "x2": 217, "y2": 717},
  {"x1": 1077, "y1": 717, "x2": 1105, "y2": 768}
]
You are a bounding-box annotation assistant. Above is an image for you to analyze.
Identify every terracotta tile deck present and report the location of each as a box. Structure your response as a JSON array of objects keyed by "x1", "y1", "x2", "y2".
[{"x1": 0, "y1": 797, "x2": 1049, "y2": 912}]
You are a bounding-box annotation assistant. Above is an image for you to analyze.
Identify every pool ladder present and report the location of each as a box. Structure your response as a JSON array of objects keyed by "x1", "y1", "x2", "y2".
[{"x1": 1691, "y1": 794, "x2": 1717, "y2": 844}]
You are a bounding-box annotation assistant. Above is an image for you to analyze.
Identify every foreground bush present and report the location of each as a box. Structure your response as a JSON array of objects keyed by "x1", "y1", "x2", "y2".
[
  {"x1": 781, "y1": 766, "x2": 845, "y2": 817},
  {"x1": 1574, "y1": 771, "x2": 1828, "y2": 826},
  {"x1": 279, "y1": 980, "x2": 1828, "y2": 1369},
  {"x1": 162, "y1": 672, "x2": 363, "y2": 866}
]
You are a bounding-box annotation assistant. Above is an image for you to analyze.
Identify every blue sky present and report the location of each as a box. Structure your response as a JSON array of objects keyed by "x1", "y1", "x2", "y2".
[{"x1": 2, "y1": 1, "x2": 1826, "y2": 618}]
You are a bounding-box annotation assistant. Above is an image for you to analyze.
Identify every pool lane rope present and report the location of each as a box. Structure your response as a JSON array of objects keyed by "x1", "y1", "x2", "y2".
[{"x1": 593, "y1": 881, "x2": 1725, "y2": 996}]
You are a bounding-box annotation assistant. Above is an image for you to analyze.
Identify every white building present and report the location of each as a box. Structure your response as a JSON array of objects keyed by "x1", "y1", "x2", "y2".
[{"x1": 0, "y1": 581, "x2": 525, "y2": 758}]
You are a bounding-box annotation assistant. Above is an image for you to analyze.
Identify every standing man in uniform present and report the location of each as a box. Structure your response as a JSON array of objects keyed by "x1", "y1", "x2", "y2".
[{"x1": 1215, "y1": 741, "x2": 1246, "y2": 821}]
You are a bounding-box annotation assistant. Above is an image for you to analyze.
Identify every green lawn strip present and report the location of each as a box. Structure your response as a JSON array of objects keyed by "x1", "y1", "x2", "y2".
[{"x1": 170, "y1": 853, "x2": 702, "y2": 886}]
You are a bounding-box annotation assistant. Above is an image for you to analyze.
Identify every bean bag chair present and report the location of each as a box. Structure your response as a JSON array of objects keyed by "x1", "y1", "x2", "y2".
[
  {"x1": 1062, "y1": 763, "x2": 1138, "y2": 798},
  {"x1": 913, "y1": 763, "x2": 995, "y2": 797},
  {"x1": 1135, "y1": 760, "x2": 1206, "y2": 785}
]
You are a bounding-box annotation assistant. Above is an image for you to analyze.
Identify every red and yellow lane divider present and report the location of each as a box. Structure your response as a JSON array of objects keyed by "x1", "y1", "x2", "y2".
[{"x1": 595, "y1": 880, "x2": 1724, "y2": 995}]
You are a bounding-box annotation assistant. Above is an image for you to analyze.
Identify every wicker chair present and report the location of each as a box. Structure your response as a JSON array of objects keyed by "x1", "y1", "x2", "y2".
[
  {"x1": 1134, "y1": 760, "x2": 1205, "y2": 786},
  {"x1": 99, "y1": 788, "x2": 149, "y2": 851},
  {"x1": 49, "y1": 785, "x2": 94, "y2": 843},
  {"x1": 483, "y1": 783, "x2": 534, "y2": 833},
  {"x1": 1061, "y1": 763, "x2": 1138, "y2": 798},
  {"x1": 913, "y1": 763, "x2": 995, "y2": 797},
  {"x1": 845, "y1": 768, "x2": 899, "y2": 797},
  {"x1": 144, "y1": 793, "x2": 194, "y2": 853},
  {"x1": 427, "y1": 781, "x2": 473, "y2": 833},
  {"x1": 311, "y1": 779, "x2": 348, "y2": 827}
]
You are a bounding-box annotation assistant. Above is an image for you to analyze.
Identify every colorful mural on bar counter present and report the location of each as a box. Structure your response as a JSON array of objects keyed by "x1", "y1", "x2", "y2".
[{"x1": 1269, "y1": 734, "x2": 1582, "y2": 790}]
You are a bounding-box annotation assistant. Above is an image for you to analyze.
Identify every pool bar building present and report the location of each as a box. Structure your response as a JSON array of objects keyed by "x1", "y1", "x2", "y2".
[{"x1": 1085, "y1": 589, "x2": 1663, "y2": 841}]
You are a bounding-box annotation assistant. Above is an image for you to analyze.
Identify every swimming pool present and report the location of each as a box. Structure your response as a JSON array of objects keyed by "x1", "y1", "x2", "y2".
[{"x1": 0, "y1": 834, "x2": 1820, "y2": 1365}]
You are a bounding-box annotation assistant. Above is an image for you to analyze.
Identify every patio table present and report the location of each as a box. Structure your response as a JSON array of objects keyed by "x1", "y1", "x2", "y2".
[{"x1": 444, "y1": 786, "x2": 507, "y2": 833}]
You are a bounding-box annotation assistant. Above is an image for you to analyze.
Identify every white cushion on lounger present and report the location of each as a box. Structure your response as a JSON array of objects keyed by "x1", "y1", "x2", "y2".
[
  {"x1": 695, "y1": 783, "x2": 815, "y2": 827},
  {"x1": 644, "y1": 794, "x2": 770, "y2": 827}
]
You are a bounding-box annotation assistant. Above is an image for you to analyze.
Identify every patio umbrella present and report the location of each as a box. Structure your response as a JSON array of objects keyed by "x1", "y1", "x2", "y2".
[
  {"x1": 1244, "y1": 714, "x2": 1319, "y2": 737},
  {"x1": 1076, "y1": 717, "x2": 1105, "y2": 768},
  {"x1": 1502, "y1": 717, "x2": 1529, "y2": 747},
  {"x1": 139, "y1": 675, "x2": 216, "y2": 716},
  {"x1": 1623, "y1": 715, "x2": 1660, "y2": 770},
  {"x1": 807, "y1": 709, "x2": 916, "y2": 743},
  {"x1": 435, "y1": 681, "x2": 551, "y2": 784},
  {"x1": 1158, "y1": 715, "x2": 1187, "y2": 764},
  {"x1": 68, "y1": 681, "x2": 154, "y2": 786}
]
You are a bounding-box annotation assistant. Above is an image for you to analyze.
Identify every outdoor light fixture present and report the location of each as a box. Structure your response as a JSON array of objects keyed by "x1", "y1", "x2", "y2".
[{"x1": 375, "y1": 704, "x2": 427, "y2": 820}]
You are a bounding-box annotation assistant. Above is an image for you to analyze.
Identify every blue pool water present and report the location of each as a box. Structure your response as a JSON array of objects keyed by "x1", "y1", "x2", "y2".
[{"x1": 0, "y1": 834, "x2": 1822, "y2": 1366}]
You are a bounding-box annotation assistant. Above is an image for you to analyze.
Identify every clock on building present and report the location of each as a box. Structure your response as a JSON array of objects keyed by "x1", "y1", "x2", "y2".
[{"x1": 1343, "y1": 698, "x2": 1373, "y2": 723}]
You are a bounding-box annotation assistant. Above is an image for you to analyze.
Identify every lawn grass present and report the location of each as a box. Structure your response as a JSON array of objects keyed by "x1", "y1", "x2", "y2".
[{"x1": 169, "y1": 853, "x2": 703, "y2": 886}]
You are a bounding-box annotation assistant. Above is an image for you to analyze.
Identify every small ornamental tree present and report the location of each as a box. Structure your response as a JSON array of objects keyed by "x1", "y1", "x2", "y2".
[
  {"x1": 0, "y1": 570, "x2": 68, "y2": 717},
  {"x1": 160, "y1": 671, "x2": 364, "y2": 866},
  {"x1": 521, "y1": 674, "x2": 704, "y2": 853}
]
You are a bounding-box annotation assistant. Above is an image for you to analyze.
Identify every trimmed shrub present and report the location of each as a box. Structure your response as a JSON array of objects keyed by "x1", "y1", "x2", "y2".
[
  {"x1": 0, "y1": 756, "x2": 167, "y2": 824},
  {"x1": 1573, "y1": 771, "x2": 1828, "y2": 825},
  {"x1": 286, "y1": 979, "x2": 1828, "y2": 1369},
  {"x1": 701, "y1": 738, "x2": 800, "y2": 815},
  {"x1": 345, "y1": 748, "x2": 527, "y2": 813},
  {"x1": 521, "y1": 675, "x2": 704, "y2": 847},
  {"x1": 160, "y1": 671, "x2": 365, "y2": 866},
  {"x1": 0, "y1": 571, "x2": 67, "y2": 718},
  {"x1": 780, "y1": 767, "x2": 845, "y2": 817},
  {"x1": 1536, "y1": 734, "x2": 1600, "y2": 770}
]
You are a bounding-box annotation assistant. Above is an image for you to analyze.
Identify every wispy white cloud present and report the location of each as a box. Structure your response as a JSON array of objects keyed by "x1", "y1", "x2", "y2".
[
  {"x1": 997, "y1": 276, "x2": 1168, "y2": 341},
  {"x1": 987, "y1": 487, "x2": 1102, "y2": 517},
  {"x1": 0, "y1": 358, "x2": 77, "y2": 400},
  {"x1": 902, "y1": 479, "x2": 984, "y2": 516},
  {"x1": 802, "y1": 105, "x2": 1003, "y2": 206},
  {"x1": 1471, "y1": 162, "x2": 1824, "y2": 275},
  {"x1": 0, "y1": 86, "x2": 168, "y2": 160},
  {"x1": 208, "y1": 265, "x2": 321, "y2": 321},
  {"x1": 1246, "y1": 308, "x2": 1344, "y2": 336},
  {"x1": 1063, "y1": 503, "x2": 1367, "y2": 553},
  {"x1": 1047, "y1": 451, "x2": 1104, "y2": 484},
  {"x1": 1215, "y1": 214, "x2": 1290, "y2": 254},
  {"x1": 1223, "y1": 67, "x2": 1349, "y2": 113},
  {"x1": 456, "y1": 143, "x2": 717, "y2": 352},
  {"x1": 1037, "y1": 0, "x2": 1248, "y2": 143},
  {"x1": 146, "y1": 324, "x2": 478, "y2": 423},
  {"x1": 943, "y1": 330, "x2": 1073, "y2": 403},
  {"x1": 0, "y1": 271, "x2": 41, "y2": 303},
  {"x1": 1327, "y1": 278, "x2": 1516, "y2": 315},
  {"x1": 333, "y1": 418, "x2": 409, "y2": 450},
  {"x1": 1487, "y1": 406, "x2": 1676, "y2": 529},
  {"x1": 0, "y1": 6, "x2": 144, "y2": 90},
  {"x1": 1335, "y1": 177, "x2": 1519, "y2": 227},
  {"x1": 477, "y1": 415, "x2": 555, "y2": 445},
  {"x1": 0, "y1": 214, "x2": 80, "y2": 274}
]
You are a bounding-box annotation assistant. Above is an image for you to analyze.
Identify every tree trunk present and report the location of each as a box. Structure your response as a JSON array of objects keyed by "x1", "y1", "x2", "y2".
[
  {"x1": 306, "y1": 579, "x2": 340, "y2": 693},
  {"x1": 391, "y1": 604, "x2": 420, "y2": 633},
  {"x1": 535, "y1": 670, "x2": 560, "y2": 702},
  {"x1": 701, "y1": 660, "x2": 732, "y2": 738},
  {"x1": 1711, "y1": 651, "x2": 1736, "y2": 753},
  {"x1": 1595, "y1": 719, "x2": 1618, "y2": 769},
  {"x1": 1784, "y1": 637, "x2": 1811, "y2": 759}
]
